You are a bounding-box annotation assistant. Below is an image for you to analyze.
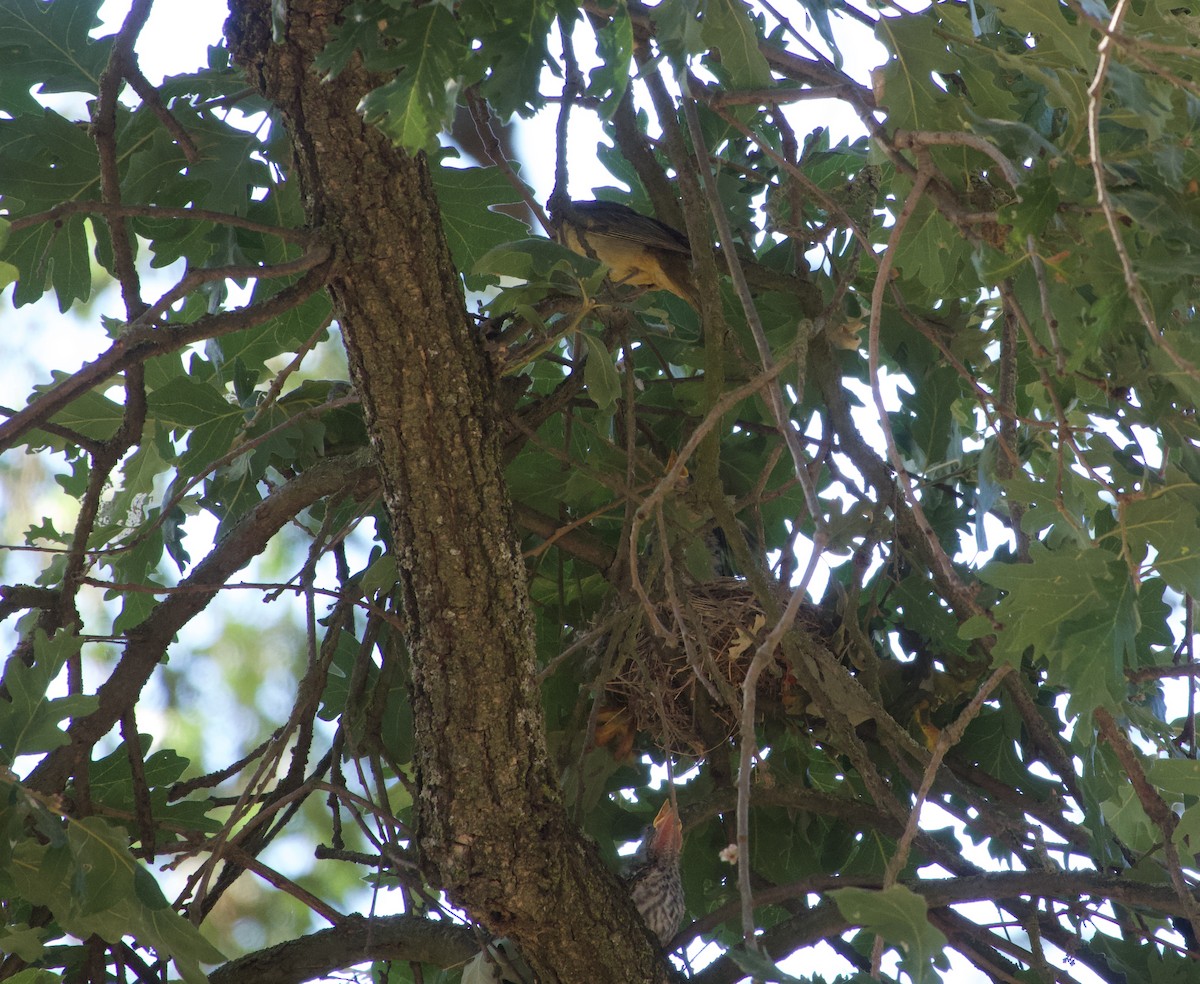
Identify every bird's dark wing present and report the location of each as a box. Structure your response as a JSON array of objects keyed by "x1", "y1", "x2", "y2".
[
  {"x1": 550, "y1": 199, "x2": 699, "y2": 306},
  {"x1": 558, "y1": 200, "x2": 692, "y2": 254}
]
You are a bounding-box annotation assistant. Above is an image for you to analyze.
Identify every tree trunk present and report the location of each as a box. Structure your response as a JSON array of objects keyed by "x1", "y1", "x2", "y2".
[{"x1": 225, "y1": 3, "x2": 669, "y2": 981}]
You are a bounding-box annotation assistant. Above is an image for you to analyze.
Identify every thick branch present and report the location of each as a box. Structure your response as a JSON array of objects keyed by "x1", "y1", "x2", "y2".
[
  {"x1": 209, "y1": 914, "x2": 476, "y2": 984},
  {"x1": 0, "y1": 254, "x2": 331, "y2": 454}
]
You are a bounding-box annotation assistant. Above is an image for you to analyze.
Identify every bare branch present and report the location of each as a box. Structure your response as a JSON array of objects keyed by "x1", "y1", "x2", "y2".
[
  {"x1": 0, "y1": 250, "x2": 332, "y2": 454},
  {"x1": 208, "y1": 915, "x2": 476, "y2": 984}
]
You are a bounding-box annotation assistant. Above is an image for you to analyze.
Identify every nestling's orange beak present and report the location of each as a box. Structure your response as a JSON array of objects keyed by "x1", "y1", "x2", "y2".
[{"x1": 652, "y1": 800, "x2": 683, "y2": 856}]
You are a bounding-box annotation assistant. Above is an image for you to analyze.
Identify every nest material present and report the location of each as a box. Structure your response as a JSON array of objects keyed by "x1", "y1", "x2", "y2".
[{"x1": 605, "y1": 578, "x2": 837, "y2": 756}]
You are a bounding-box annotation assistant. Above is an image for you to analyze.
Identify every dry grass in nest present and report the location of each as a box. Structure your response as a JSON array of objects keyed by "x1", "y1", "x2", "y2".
[{"x1": 605, "y1": 578, "x2": 834, "y2": 756}]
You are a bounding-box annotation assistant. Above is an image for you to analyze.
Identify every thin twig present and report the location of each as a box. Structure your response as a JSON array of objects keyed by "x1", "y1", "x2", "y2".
[
  {"x1": 466, "y1": 87, "x2": 550, "y2": 236},
  {"x1": 1085, "y1": 0, "x2": 1200, "y2": 383},
  {"x1": 866, "y1": 167, "x2": 979, "y2": 614},
  {"x1": 657, "y1": 500, "x2": 724, "y2": 705},
  {"x1": 0, "y1": 253, "x2": 332, "y2": 453},
  {"x1": 125, "y1": 63, "x2": 200, "y2": 163},
  {"x1": 681, "y1": 96, "x2": 825, "y2": 529},
  {"x1": 870, "y1": 665, "x2": 1015, "y2": 976},
  {"x1": 884, "y1": 666, "x2": 1015, "y2": 889},
  {"x1": 241, "y1": 313, "x2": 337, "y2": 433},
  {"x1": 130, "y1": 248, "x2": 333, "y2": 329},
  {"x1": 9, "y1": 200, "x2": 310, "y2": 242},
  {"x1": 626, "y1": 359, "x2": 793, "y2": 627},
  {"x1": 220, "y1": 843, "x2": 345, "y2": 926},
  {"x1": 104, "y1": 392, "x2": 358, "y2": 563},
  {"x1": 735, "y1": 542, "x2": 827, "y2": 949},
  {"x1": 893, "y1": 130, "x2": 1020, "y2": 188},
  {"x1": 120, "y1": 709, "x2": 156, "y2": 860},
  {"x1": 92, "y1": 0, "x2": 154, "y2": 319},
  {"x1": 550, "y1": 14, "x2": 585, "y2": 209}
]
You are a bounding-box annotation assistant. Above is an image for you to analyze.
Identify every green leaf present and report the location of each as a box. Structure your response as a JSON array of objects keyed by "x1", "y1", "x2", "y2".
[
  {"x1": 583, "y1": 334, "x2": 620, "y2": 411},
  {"x1": 889, "y1": 194, "x2": 969, "y2": 299},
  {"x1": 829, "y1": 885, "x2": 949, "y2": 984},
  {"x1": 147, "y1": 376, "x2": 245, "y2": 478},
  {"x1": 361, "y1": 4, "x2": 469, "y2": 153},
  {"x1": 1056, "y1": 597, "x2": 1137, "y2": 718},
  {"x1": 0, "y1": 924, "x2": 46, "y2": 962},
  {"x1": 904, "y1": 365, "x2": 959, "y2": 468},
  {"x1": 359, "y1": 552, "x2": 398, "y2": 598},
  {"x1": 1099, "y1": 782, "x2": 1155, "y2": 854},
  {"x1": 86, "y1": 737, "x2": 217, "y2": 838},
  {"x1": 473, "y1": 237, "x2": 609, "y2": 304},
  {"x1": 1147, "y1": 759, "x2": 1200, "y2": 799},
  {"x1": 1120, "y1": 481, "x2": 1200, "y2": 596},
  {"x1": 150, "y1": 377, "x2": 238, "y2": 429},
  {"x1": 431, "y1": 164, "x2": 533, "y2": 287},
  {"x1": 475, "y1": 237, "x2": 587, "y2": 280},
  {"x1": 795, "y1": 0, "x2": 844, "y2": 66},
  {"x1": 1005, "y1": 165, "x2": 1061, "y2": 238},
  {"x1": 0, "y1": 0, "x2": 112, "y2": 114},
  {"x1": 70, "y1": 815, "x2": 138, "y2": 915},
  {"x1": 874, "y1": 13, "x2": 963, "y2": 133},
  {"x1": 0, "y1": 110, "x2": 99, "y2": 308},
  {"x1": 982, "y1": 6, "x2": 1092, "y2": 138},
  {"x1": 1089, "y1": 932, "x2": 1200, "y2": 982},
  {"x1": 839, "y1": 829, "x2": 894, "y2": 878},
  {"x1": 1, "y1": 972, "x2": 69, "y2": 984},
  {"x1": 993, "y1": 0, "x2": 1097, "y2": 78},
  {"x1": 108, "y1": 430, "x2": 174, "y2": 527},
  {"x1": 210, "y1": 290, "x2": 333, "y2": 379},
  {"x1": 45, "y1": 382, "x2": 125, "y2": 442},
  {"x1": 725, "y1": 947, "x2": 810, "y2": 983},
  {"x1": 173, "y1": 113, "x2": 270, "y2": 221},
  {"x1": 15, "y1": 815, "x2": 225, "y2": 977},
  {"x1": 1106, "y1": 63, "x2": 1172, "y2": 142},
  {"x1": 977, "y1": 543, "x2": 1135, "y2": 712},
  {"x1": 0, "y1": 630, "x2": 95, "y2": 766},
  {"x1": 959, "y1": 707, "x2": 1042, "y2": 792},
  {"x1": 654, "y1": 0, "x2": 705, "y2": 67},
  {"x1": 463, "y1": 0, "x2": 555, "y2": 118},
  {"x1": 701, "y1": 0, "x2": 771, "y2": 89},
  {"x1": 589, "y1": 8, "x2": 633, "y2": 119},
  {"x1": 314, "y1": 0, "x2": 387, "y2": 78}
]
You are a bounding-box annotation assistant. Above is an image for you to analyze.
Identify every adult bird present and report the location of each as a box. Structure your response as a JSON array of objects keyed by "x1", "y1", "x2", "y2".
[
  {"x1": 552, "y1": 199, "x2": 699, "y2": 308},
  {"x1": 462, "y1": 801, "x2": 685, "y2": 982}
]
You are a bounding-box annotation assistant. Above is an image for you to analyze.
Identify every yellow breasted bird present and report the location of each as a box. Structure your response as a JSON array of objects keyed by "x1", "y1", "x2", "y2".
[{"x1": 552, "y1": 199, "x2": 699, "y2": 308}]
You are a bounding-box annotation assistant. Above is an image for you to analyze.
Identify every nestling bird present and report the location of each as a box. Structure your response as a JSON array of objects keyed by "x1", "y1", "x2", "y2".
[
  {"x1": 553, "y1": 199, "x2": 699, "y2": 308},
  {"x1": 461, "y1": 801, "x2": 686, "y2": 983},
  {"x1": 626, "y1": 799, "x2": 687, "y2": 944}
]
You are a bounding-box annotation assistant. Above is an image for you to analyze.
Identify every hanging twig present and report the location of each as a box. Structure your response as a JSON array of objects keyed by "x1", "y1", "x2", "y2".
[
  {"x1": 865, "y1": 166, "x2": 980, "y2": 616},
  {"x1": 869, "y1": 665, "x2": 1015, "y2": 976},
  {"x1": 1086, "y1": 0, "x2": 1200, "y2": 382}
]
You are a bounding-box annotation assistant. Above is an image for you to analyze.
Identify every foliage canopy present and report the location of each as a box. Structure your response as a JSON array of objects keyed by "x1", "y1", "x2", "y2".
[{"x1": 3, "y1": 1, "x2": 1200, "y2": 982}]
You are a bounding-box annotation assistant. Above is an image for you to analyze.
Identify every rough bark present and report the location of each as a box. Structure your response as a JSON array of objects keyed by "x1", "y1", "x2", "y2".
[{"x1": 225, "y1": 3, "x2": 670, "y2": 981}]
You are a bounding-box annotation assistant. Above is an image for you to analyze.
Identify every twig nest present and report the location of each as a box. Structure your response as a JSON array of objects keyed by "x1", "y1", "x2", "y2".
[{"x1": 603, "y1": 579, "x2": 837, "y2": 756}]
